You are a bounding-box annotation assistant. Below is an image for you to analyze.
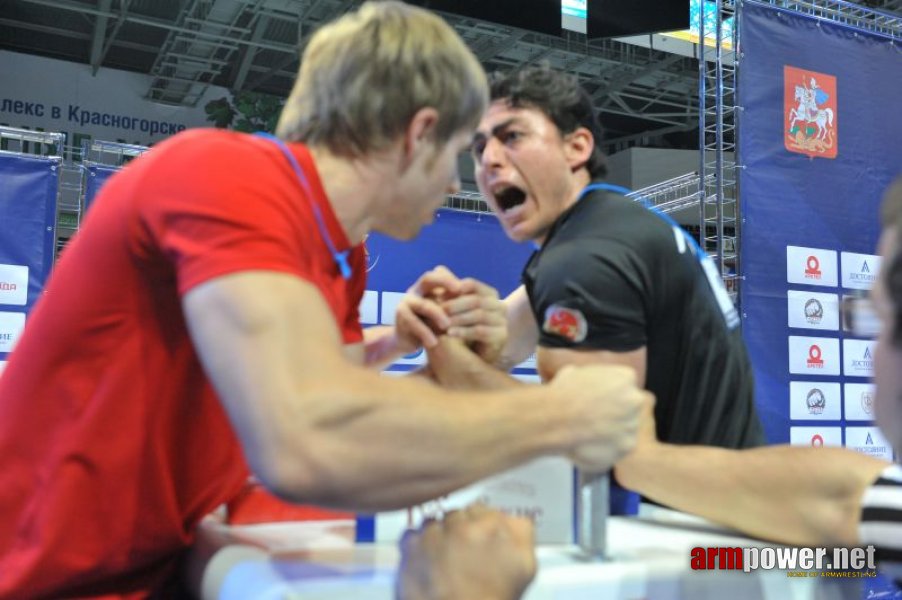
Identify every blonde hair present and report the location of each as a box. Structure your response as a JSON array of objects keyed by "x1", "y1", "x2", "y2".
[{"x1": 276, "y1": 1, "x2": 488, "y2": 157}]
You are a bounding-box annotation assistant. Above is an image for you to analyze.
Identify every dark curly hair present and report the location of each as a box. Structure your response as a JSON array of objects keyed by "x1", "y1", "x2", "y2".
[
  {"x1": 488, "y1": 64, "x2": 607, "y2": 179},
  {"x1": 880, "y1": 177, "x2": 902, "y2": 346}
]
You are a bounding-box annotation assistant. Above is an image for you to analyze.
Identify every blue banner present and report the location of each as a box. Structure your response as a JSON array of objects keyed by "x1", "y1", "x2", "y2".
[
  {"x1": 738, "y1": 1, "x2": 902, "y2": 454},
  {"x1": 84, "y1": 164, "x2": 119, "y2": 213},
  {"x1": 0, "y1": 153, "x2": 59, "y2": 361}
]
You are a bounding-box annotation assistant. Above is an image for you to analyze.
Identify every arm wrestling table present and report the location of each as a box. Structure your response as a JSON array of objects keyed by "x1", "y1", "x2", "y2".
[{"x1": 199, "y1": 505, "x2": 861, "y2": 600}]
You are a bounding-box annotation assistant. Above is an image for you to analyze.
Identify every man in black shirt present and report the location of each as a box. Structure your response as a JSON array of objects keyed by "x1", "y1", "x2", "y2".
[{"x1": 464, "y1": 64, "x2": 764, "y2": 448}]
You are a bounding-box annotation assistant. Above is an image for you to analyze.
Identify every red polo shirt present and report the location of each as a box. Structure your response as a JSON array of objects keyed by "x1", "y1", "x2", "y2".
[{"x1": 0, "y1": 129, "x2": 365, "y2": 598}]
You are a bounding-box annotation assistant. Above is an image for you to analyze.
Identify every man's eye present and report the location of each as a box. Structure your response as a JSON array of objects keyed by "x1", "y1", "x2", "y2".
[
  {"x1": 502, "y1": 131, "x2": 521, "y2": 143},
  {"x1": 471, "y1": 140, "x2": 486, "y2": 159}
]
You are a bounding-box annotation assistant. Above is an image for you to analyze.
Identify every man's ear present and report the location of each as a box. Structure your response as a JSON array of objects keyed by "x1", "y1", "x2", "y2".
[
  {"x1": 563, "y1": 127, "x2": 594, "y2": 173},
  {"x1": 402, "y1": 107, "x2": 440, "y2": 168}
]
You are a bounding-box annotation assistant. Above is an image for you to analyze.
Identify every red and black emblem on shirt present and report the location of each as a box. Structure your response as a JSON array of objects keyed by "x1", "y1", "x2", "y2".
[{"x1": 542, "y1": 304, "x2": 587, "y2": 343}]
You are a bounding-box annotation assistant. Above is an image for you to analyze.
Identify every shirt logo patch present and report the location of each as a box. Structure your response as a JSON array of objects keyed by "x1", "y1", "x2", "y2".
[{"x1": 542, "y1": 305, "x2": 587, "y2": 343}]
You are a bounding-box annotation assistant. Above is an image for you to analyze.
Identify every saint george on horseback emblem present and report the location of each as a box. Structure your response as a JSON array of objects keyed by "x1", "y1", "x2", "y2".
[{"x1": 784, "y1": 66, "x2": 837, "y2": 159}]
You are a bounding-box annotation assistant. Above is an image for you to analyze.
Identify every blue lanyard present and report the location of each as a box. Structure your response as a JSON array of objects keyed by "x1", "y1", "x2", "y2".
[
  {"x1": 577, "y1": 182, "x2": 633, "y2": 202},
  {"x1": 575, "y1": 182, "x2": 708, "y2": 258},
  {"x1": 255, "y1": 132, "x2": 352, "y2": 280}
]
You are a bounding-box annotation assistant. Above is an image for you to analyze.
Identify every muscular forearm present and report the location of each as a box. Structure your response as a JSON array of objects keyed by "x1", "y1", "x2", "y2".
[
  {"x1": 264, "y1": 370, "x2": 575, "y2": 511},
  {"x1": 615, "y1": 445, "x2": 889, "y2": 547},
  {"x1": 427, "y1": 337, "x2": 524, "y2": 391}
]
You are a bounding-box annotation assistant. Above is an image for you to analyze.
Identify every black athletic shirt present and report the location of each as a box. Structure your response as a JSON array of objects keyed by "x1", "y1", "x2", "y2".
[{"x1": 523, "y1": 186, "x2": 765, "y2": 448}]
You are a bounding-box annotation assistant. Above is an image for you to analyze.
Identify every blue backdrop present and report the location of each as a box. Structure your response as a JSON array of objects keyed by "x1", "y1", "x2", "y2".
[
  {"x1": 84, "y1": 164, "x2": 119, "y2": 213},
  {"x1": 739, "y1": 1, "x2": 902, "y2": 446},
  {"x1": 0, "y1": 153, "x2": 59, "y2": 362}
]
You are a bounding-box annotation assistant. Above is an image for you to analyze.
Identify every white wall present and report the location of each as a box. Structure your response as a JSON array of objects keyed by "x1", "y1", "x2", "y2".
[{"x1": 0, "y1": 50, "x2": 230, "y2": 150}]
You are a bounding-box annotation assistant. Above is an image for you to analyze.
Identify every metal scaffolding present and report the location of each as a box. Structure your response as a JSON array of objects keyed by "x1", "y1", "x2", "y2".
[
  {"x1": 757, "y1": 0, "x2": 901, "y2": 38},
  {"x1": 699, "y1": 0, "x2": 902, "y2": 307},
  {"x1": 698, "y1": 0, "x2": 739, "y2": 302}
]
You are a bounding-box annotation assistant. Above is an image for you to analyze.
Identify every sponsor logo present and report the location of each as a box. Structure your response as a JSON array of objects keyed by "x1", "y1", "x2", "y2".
[
  {"x1": 807, "y1": 345, "x2": 824, "y2": 368},
  {"x1": 791, "y1": 382, "x2": 841, "y2": 420},
  {"x1": 806, "y1": 388, "x2": 825, "y2": 415},
  {"x1": 804, "y1": 256, "x2": 822, "y2": 279},
  {"x1": 787, "y1": 247, "x2": 837, "y2": 287},
  {"x1": 784, "y1": 65, "x2": 837, "y2": 159},
  {"x1": 856, "y1": 432, "x2": 890, "y2": 458},
  {"x1": 861, "y1": 391, "x2": 874, "y2": 416},
  {"x1": 847, "y1": 427, "x2": 892, "y2": 460},
  {"x1": 0, "y1": 264, "x2": 28, "y2": 306},
  {"x1": 542, "y1": 305, "x2": 587, "y2": 343},
  {"x1": 841, "y1": 253, "x2": 881, "y2": 291},
  {"x1": 811, "y1": 434, "x2": 824, "y2": 447},
  {"x1": 849, "y1": 260, "x2": 876, "y2": 285},
  {"x1": 851, "y1": 347, "x2": 874, "y2": 371},
  {"x1": 804, "y1": 299, "x2": 823, "y2": 325}
]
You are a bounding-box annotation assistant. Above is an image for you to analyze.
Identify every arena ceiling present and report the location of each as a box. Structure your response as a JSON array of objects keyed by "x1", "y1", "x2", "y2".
[{"x1": 2, "y1": 0, "x2": 900, "y2": 153}]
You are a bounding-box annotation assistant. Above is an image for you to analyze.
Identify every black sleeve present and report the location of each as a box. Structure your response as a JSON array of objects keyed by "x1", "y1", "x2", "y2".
[{"x1": 530, "y1": 239, "x2": 649, "y2": 352}]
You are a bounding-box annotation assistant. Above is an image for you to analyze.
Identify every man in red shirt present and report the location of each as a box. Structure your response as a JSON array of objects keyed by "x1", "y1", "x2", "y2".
[{"x1": 0, "y1": 2, "x2": 647, "y2": 598}]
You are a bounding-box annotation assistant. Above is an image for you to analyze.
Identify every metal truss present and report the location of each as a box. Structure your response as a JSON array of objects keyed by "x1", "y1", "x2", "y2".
[
  {"x1": 752, "y1": 0, "x2": 901, "y2": 39},
  {"x1": 699, "y1": 0, "x2": 740, "y2": 302}
]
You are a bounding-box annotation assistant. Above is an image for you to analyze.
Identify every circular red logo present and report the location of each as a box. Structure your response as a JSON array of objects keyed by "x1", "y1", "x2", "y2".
[
  {"x1": 811, "y1": 434, "x2": 824, "y2": 447},
  {"x1": 807, "y1": 256, "x2": 820, "y2": 272},
  {"x1": 809, "y1": 345, "x2": 822, "y2": 360}
]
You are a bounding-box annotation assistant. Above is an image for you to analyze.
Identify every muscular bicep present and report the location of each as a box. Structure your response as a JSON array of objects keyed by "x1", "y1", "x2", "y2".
[
  {"x1": 182, "y1": 271, "x2": 349, "y2": 480},
  {"x1": 537, "y1": 345, "x2": 646, "y2": 388},
  {"x1": 532, "y1": 242, "x2": 648, "y2": 352}
]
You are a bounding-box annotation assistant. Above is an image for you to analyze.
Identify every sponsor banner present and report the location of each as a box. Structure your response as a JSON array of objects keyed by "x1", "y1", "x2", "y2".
[
  {"x1": 790, "y1": 426, "x2": 842, "y2": 448},
  {"x1": 0, "y1": 153, "x2": 58, "y2": 358},
  {"x1": 0, "y1": 312, "x2": 26, "y2": 353},
  {"x1": 789, "y1": 381, "x2": 841, "y2": 420},
  {"x1": 359, "y1": 290, "x2": 379, "y2": 325},
  {"x1": 787, "y1": 290, "x2": 839, "y2": 331},
  {"x1": 374, "y1": 457, "x2": 574, "y2": 544},
  {"x1": 739, "y1": 0, "x2": 901, "y2": 443},
  {"x1": 0, "y1": 50, "x2": 217, "y2": 148},
  {"x1": 841, "y1": 252, "x2": 881, "y2": 291},
  {"x1": 786, "y1": 246, "x2": 838, "y2": 288},
  {"x1": 845, "y1": 427, "x2": 893, "y2": 461},
  {"x1": 843, "y1": 339, "x2": 876, "y2": 378},
  {"x1": 788, "y1": 336, "x2": 840, "y2": 376},
  {"x1": 0, "y1": 264, "x2": 28, "y2": 306},
  {"x1": 844, "y1": 383, "x2": 876, "y2": 422}
]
